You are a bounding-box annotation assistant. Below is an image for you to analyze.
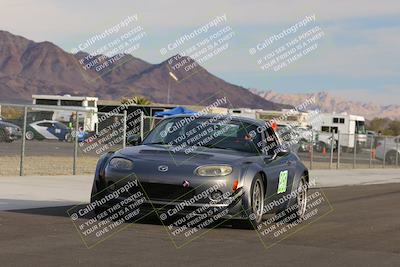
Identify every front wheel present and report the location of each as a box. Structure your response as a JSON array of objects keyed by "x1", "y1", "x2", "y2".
[
  {"x1": 0, "y1": 129, "x2": 6, "y2": 142},
  {"x1": 286, "y1": 177, "x2": 308, "y2": 222},
  {"x1": 232, "y1": 175, "x2": 264, "y2": 229}
]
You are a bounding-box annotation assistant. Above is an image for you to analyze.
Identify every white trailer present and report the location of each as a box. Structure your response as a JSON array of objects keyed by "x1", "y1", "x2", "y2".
[
  {"x1": 32, "y1": 95, "x2": 99, "y2": 131},
  {"x1": 229, "y1": 108, "x2": 258, "y2": 119},
  {"x1": 310, "y1": 113, "x2": 367, "y2": 150},
  {"x1": 229, "y1": 108, "x2": 310, "y2": 128}
]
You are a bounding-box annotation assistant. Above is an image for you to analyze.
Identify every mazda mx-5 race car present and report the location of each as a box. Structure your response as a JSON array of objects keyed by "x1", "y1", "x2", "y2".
[{"x1": 90, "y1": 114, "x2": 309, "y2": 229}]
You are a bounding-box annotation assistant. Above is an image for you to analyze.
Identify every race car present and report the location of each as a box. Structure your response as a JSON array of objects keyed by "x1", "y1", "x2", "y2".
[
  {"x1": 25, "y1": 120, "x2": 72, "y2": 141},
  {"x1": 90, "y1": 114, "x2": 309, "y2": 229},
  {"x1": 0, "y1": 116, "x2": 22, "y2": 142}
]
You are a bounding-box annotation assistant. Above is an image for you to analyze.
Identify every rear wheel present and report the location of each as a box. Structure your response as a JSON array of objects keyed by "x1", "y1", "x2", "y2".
[
  {"x1": 232, "y1": 175, "x2": 264, "y2": 229},
  {"x1": 25, "y1": 130, "x2": 34, "y2": 140},
  {"x1": 386, "y1": 151, "x2": 399, "y2": 165},
  {"x1": 315, "y1": 141, "x2": 327, "y2": 153},
  {"x1": 65, "y1": 133, "x2": 73, "y2": 143}
]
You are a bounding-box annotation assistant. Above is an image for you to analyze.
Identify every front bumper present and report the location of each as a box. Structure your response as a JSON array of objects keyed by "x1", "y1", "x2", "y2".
[
  {"x1": 91, "y1": 175, "x2": 248, "y2": 221},
  {"x1": 5, "y1": 129, "x2": 22, "y2": 141}
]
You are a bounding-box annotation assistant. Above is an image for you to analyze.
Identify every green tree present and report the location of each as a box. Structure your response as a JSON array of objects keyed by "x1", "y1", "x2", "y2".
[
  {"x1": 120, "y1": 96, "x2": 152, "y2": 105},
  {"x1": 387, "y1": 121, "x2": 400, "y2": 136},
  {"x1": 368, "y1": 118, "x2": 388, "y2": 133}
]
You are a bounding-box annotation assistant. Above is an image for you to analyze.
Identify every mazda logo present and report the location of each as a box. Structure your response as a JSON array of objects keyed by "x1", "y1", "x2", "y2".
[
  {"x1": 158, "y1": 165, "x2": 168, "y2": 172},
  {"x1": 182, "y1": 180, "x2": 190, "y2": 188}
]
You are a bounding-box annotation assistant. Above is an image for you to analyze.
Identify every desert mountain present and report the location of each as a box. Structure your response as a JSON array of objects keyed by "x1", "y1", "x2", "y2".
[
  {"x1": 252, "y1": 90, "x2": 400, "y2": 120},
  {"x1": 0, "y1": 30, "x2": 288, "y2": 110}
]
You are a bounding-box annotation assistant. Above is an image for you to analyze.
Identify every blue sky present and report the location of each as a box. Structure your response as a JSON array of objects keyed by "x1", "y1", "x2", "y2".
[{"x1": 1, "y1": 0, "x2": 399, "y2": 105}]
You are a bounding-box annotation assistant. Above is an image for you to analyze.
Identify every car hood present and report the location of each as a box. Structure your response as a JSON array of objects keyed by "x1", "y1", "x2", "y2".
[
  {"x1": 117, "y1": 144, "x2": 253, "y2": 165},
  {"x1": 0, "y1": 121, "x2": 20, "y2": 129}
]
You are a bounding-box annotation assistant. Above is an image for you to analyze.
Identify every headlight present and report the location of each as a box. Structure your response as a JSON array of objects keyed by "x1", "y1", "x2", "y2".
[
  {"x1": 109, "y1": 158, "x2": 133, "y2": 170},
  {"x1": 195, "y1": 165, "x2": 232, "y2": 176},
  {"x1": 4, "y1": 126, "x2": 14, "y2": 133}
]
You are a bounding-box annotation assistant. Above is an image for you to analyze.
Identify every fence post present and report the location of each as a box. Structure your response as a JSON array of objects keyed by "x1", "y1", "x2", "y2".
[
  {"x1": 396, "y1": 140, "x2": 399, "y2": 168},
  {"x1": 122, "y1": 110, "x2": 127, "y2": 148},
  {"x1": 329, "y1": 131, "x2": 334, "y2": 169},
  {"x1": 337, "y1": 131, "x2": 340, "y2": 169},
  {"x1": 19, "y1": 106, "x2": 27, "y2": 176},
  {"x1": 73, "y1": 111, "x2": 79, "y2": 175},
  {"x1": 310, "y1": 130, "x2": 313, "y2": 170},
  {"x1": 369, "y1": 135, "x2": 374, "y2": 168},
  {"x1": 353, "y1": 133, "x2": 357, "y2": 169},
  {"x1": 383, "y1": 137, "x2": 386, "y2": 169},
  {"x1": 140, "y1": 111, "x2": 144, "y2": 141}
]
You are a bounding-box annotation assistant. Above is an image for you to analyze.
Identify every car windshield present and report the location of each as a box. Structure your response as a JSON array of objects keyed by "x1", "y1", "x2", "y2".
[
  {"x1": 143, "y1": 117, "x2": 262, "y2": 154},
  {"x1": 355, "y1": 120, "x2": 366, "y2": 134}
]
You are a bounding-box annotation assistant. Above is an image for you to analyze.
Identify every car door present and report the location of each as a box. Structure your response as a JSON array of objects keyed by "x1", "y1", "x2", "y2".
[
  {"x1": 47, "y1": 123, "x2": 66, "y2": 140},
  {"x1": 261, "y1": 127, "x2": 296, "y2": 212},
  {"x1": 33, "y1": 122, "x2": 55, "y2": 139}
]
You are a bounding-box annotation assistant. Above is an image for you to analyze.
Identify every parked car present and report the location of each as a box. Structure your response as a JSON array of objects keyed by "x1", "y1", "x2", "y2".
[
  {"x1": 275, "y1": 123, "x2": 300, "y2": 151},
  {"x1": 0, "y1": 116, "x2": 22, "y2": 142},
  {"x1": 25, "y1": 120, "x2": 72, "y2": 141},
  {"x1": 293, "y1": 126, "x2": 313, "y2": 152},
  {"x1": 376, "y1": 136, "x2": 400, "y2": 165},
  {"x1": 313, "y1": 132, "x2": 337, "y2": 153}
]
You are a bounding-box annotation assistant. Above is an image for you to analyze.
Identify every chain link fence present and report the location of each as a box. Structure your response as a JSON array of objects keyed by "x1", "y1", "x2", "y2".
[
  {"x1": 292, "y1": 130, "x2": 399, "y2": 170},
  {"x1": 0, "y1": 103, "x2": 138, "y2": 176},
  {"x1": 1, "y1": 103, "x2": 398, "y2": 176}
]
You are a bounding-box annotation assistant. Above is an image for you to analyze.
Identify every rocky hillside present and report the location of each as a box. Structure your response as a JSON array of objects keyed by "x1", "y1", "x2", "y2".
[{"x1": 0, "y1": 30, "x2": 289, "y2": 110}]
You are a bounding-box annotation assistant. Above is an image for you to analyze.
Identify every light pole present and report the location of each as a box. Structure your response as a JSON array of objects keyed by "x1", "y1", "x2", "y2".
[{"x1": 168, "y1": 71, "x2": 178, "y2": 104}]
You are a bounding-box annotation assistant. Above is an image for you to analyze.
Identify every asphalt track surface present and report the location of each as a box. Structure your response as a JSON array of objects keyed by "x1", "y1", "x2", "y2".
[{"x1": 0, "y1": 183, "x2": 399, "y2": 266}]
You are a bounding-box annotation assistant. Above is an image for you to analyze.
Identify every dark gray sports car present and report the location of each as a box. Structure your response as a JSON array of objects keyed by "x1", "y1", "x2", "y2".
[{"x1": 90, "y1": 114, "x2": 309, "y2": 229}]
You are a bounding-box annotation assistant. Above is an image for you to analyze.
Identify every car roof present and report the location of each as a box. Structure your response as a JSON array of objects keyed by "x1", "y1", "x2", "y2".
[
  {"x1": 33, "y1": 120, "x2": 60, "y2": 124},
  {"x1": 163, "y1": 114, "x2": 266, "y2": 126}
]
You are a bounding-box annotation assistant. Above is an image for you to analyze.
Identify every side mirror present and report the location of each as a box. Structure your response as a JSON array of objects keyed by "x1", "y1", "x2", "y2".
[
  {"x1": 264, "y1": 144, "x2": 290, "y2": 161},
  {"x1": 127, "y1": 134, "x2": 141, "y2": 146},
  {"x1": 272, "y1": 144, "x2": 290, "y2": 159}
]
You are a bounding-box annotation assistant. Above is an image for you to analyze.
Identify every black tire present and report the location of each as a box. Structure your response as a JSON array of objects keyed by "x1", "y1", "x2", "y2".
[
  {"x1": 0, "y1": 129, "x2": 6, "y2": 142},
  {"x1": 285, "y1": 176, "x2": 308, "y2": 223},
  {"x1": 232, "y1": 175, "x2": 264, "y2": 229},
  {"x1": 25, "y1": 130, "x2": 35, "y2": 140},
  {"x1": 315, "y1": 141, "x2": 326, "y2": 153},
  {"x1": 386, "y1": 151, "x2": 399, "y2": 165},
  {"x1": 65, "y1": 133, "x2": 73, "y2": 143},
  {"x1": 341, "y1": 146, "x2": 349, "y2": 153}
]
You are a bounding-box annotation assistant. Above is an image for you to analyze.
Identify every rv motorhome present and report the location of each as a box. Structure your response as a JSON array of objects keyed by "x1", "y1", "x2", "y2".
[
  {"x1": 32, "y1": 95, "x2": 98, "y2": 131},
  {"x1": 310, "y1": 113, "x2": 367, "y2": 151}
]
